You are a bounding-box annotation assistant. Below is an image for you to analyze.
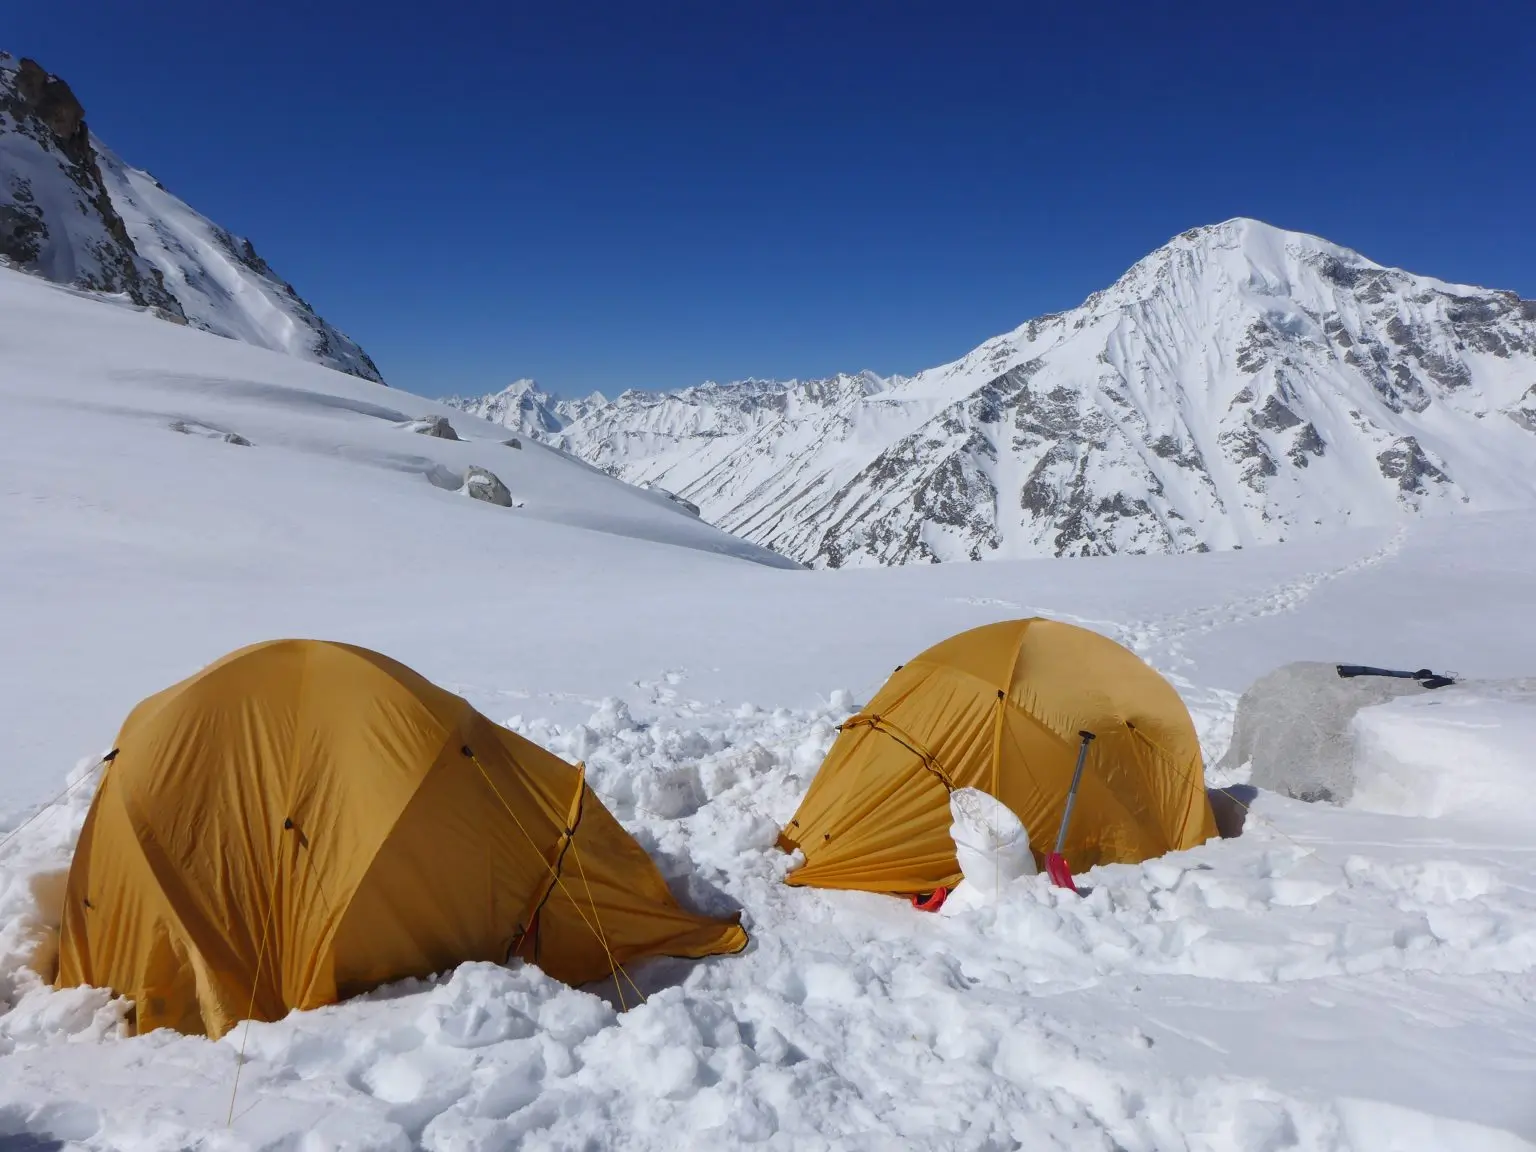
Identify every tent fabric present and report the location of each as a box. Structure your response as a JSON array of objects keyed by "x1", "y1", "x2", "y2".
[
  {"x1": 778, "y1": 619, "x2": 1218, "y2": 893},
  {"x1": 55, "y1": 639, "x2": 746, "y2": 1038}
]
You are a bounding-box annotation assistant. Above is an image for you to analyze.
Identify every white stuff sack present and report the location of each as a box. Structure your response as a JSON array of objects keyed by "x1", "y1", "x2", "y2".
[{"x1": 944, "y1": 787, "x2": 1035, "y2": 911}]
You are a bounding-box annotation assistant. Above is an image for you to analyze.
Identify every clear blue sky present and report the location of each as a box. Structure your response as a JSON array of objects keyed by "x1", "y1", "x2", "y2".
[{"x1": 11, "y1": 1, "x2": 1535, "y2": 397}]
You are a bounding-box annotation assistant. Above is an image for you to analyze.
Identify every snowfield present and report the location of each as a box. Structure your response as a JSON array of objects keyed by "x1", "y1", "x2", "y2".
[{"x1": 2, "y1": 264, "x2": 1535, "y2": 1150}]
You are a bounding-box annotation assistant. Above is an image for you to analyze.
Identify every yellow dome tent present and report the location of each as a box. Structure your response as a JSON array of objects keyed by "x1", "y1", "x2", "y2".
[
  {"x1": 778, "y1": 619, "x2": 1217, "y2": 893},
  {"x1": 55, "y1": 639, "x2": 747, "y2": 1038}
]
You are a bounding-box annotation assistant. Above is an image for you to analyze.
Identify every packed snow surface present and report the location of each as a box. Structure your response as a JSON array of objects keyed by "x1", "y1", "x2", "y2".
[
  {"x1": 1350, "y1": 684, "x2": 1536, "y2": 822},
  {"x1": 2, "y1": 264, "x2": 1535, "y2": 1149}
]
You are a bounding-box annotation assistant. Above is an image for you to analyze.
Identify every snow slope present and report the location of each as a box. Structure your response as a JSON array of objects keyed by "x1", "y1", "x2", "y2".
[
  {"x1": 452, "y1": 220, "x2": 1536, "y2": 567},
  {"x1": 0, "y1": 52, "x2": 383, "y2": 382},
  {"x1": 94, "y1": 143, "x2": 384, "y2": 384},
  {"x1": 2, "y1": 264, "x2": 1535, "y2": 1149}
]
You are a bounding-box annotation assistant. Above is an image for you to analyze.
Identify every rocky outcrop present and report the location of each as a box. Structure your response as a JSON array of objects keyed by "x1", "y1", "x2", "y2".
[
  {"x1": 169, "y1": 420, "x2": 251, "y2": 446},
  {"x1": 12, "y1": 58, "x2": 86, "y2": 152},
  {"x1": 408, "y1": 416, "x2": 460, "y2": 441},
  {"x1": 1, "y1": 55, "x2": 182, "y2": 316},
  {"x1": 463, "y1": 466, "x2": 513, "y2": 507}
]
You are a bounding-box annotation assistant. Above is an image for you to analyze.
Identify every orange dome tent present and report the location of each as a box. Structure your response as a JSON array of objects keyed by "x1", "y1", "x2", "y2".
[
  {"x1": 778, "y1": 619, "x2": 1217, "y2": 894},
  {"x1": 56, "y1": 639, "x2": 746, "y2": 1038}
]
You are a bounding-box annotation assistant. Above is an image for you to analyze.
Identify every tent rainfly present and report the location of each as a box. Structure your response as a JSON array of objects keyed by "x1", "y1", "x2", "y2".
[
  {"x1": 779, "y1": 618, "x2": 1218, "y2": 894},
  {"x1": 55, "y1": 639, "x2": 746, "y2": 1038}
]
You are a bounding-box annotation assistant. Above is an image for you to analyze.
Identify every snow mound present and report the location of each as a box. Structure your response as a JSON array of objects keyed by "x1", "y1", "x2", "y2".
[
  {"x1": 0, "y1": 755, "x2": 125, "y2": 1057},
  {"x1": 1350, "y1": 682, "x2": 1536, "y2": 824}
]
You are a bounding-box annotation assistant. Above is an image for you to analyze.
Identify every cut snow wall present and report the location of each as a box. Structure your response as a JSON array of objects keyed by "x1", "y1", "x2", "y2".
[{"x1": 1218, "y1": 662, "x2": 1441, "y2": 803}]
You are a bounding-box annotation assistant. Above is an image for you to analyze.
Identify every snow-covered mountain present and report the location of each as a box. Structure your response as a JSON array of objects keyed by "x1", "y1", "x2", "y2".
[
  {"x1": 0, "y1": 53, "x2": 382, "y2": 382},
  {"x1": 445, "y1": 378, "x2": 605, "y2": 441},
  {"x1": 452, "y1": 220, "x2": 1536, "y2": 567}
]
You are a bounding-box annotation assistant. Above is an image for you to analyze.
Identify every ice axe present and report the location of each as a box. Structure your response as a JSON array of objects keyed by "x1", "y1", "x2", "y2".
[{"x1": 1046, "y1": 730, "x2": 1095, "y2": 893}]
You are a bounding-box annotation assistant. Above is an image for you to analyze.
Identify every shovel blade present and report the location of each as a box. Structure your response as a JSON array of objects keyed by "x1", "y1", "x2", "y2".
[{"x1": 1045, "y1": 853, "x2": 1078, "y2": 893}]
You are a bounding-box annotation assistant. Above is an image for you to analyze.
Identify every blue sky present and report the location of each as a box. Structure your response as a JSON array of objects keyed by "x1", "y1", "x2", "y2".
[{"x1": 11, "y1": 2, "x2": 1534, "y2": 396}]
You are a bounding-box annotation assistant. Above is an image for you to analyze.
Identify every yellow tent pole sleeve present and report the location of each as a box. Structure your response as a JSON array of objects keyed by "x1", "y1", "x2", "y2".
[{"x1": 842, "y1": 715, "x2": 954, "y2": 789}]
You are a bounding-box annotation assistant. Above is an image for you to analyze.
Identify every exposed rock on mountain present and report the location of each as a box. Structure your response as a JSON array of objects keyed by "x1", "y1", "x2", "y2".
[
  {"x1": 407, "y1": 415, "x2": 460, "y2": 440},
  {"x1": 0, "y1": 55, "x2": 182, "y2": 317}
]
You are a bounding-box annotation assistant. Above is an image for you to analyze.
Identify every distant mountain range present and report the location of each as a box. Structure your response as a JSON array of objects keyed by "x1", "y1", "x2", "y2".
[
  {"x1": 449, "y1": 219, "x2": 1536, "y2": 567},
  {"x1": 0, "y1": 53, "x2": 381, "y2": 382}
]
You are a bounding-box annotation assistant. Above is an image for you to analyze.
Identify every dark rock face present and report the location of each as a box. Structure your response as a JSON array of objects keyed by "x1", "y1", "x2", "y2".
[
  {"x1": 1510, "y1": 386, "x2": 1536, "y2": 433},
  {"x1": 1288, "y1": 423, "x2": 1327, "y2": 468},
  {"x1": 0, "y1": 56, "x2": 184, "y2": 315},
  {"x1": 1376, "y1": 436, "x2": 1449, "y2": 494},
  {"x1": 1252, "y1": 394, "x2": 1304, "y2": 431},
  {"x1": 12, "y1": 58, "x2": 88, "y2": 158}
]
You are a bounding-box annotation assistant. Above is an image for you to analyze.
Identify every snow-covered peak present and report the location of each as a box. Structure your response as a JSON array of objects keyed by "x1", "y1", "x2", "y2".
[
  {"x1": 445, "y1": 378, "x2": 594, "y2": 440},
  {"x1": 0, "y1": 52, "x2": 382, "y2": 382},
  {"x1": 450, "y1": 222, "x2": 1536, "y2": 567}
]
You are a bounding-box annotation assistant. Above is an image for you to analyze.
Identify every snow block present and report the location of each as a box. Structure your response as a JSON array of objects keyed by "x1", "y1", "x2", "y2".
[
  {"x1": 1219, "y1": 661, "x2": 1439, "y2": 803},
  {"x1": 1350, "y1": 680, "x2": 1536, "y2": 823}
]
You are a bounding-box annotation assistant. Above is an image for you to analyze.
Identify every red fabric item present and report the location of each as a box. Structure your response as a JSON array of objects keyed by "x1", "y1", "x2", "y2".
[{"x1": 910, "y1": 886, "x2": 950, "y2": 912}]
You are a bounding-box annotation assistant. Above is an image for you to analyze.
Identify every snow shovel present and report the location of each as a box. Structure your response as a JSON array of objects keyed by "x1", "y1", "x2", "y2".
[{"x1": 1046, "y1": 731, "x2": 1096, "y2": 893}]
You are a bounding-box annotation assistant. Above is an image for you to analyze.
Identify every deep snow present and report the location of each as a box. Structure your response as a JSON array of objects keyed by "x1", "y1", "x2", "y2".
[{"x1": 2, "y1": 264, "x2": 1534, "y2": 1150}]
